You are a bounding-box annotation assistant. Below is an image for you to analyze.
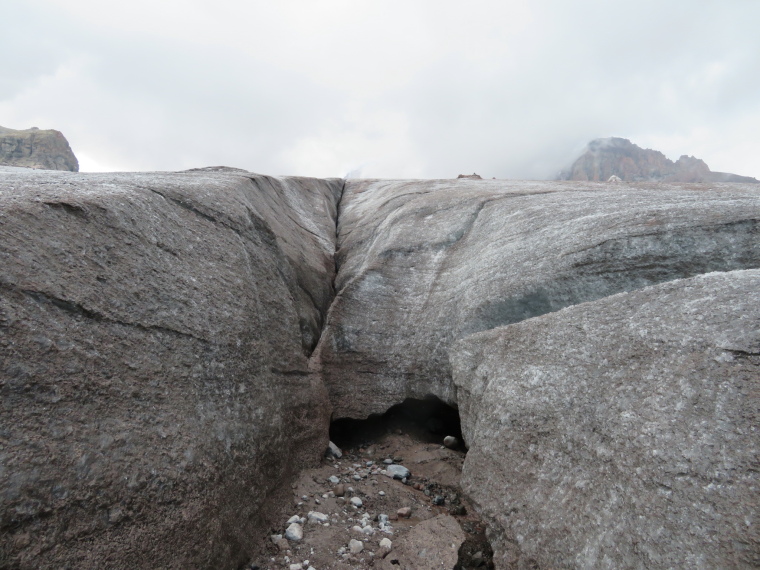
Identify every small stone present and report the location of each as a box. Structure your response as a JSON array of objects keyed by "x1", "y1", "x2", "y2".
[
  {"x1": 307, "y1": 511, "x2": 329, "y2": 524},
  {"x1": 385, "y1": 464, "x2": 410, "y2": 479},
  {"x1": 287, "y1": 515, "x2": 301, "y2": 525},
  {"x1": 352, "y1": 525, "x2": 364, "y2": 534},
  {"x1": 328, "y1": 475, "x2": 340, "y2": 485},
  {"x1": 327, "y1": 441, "x2": 343, "y2": 458},
  {"x1": 443, "y1": 435, "x2": 459, "y2": 448},
  {"x1": 348, "y1": 539, "x2": 364, "y2": 554},
  {"x1": 350, "y1": 497, "x2": 363, "y2": 508},
  {"x1": 285, "y1": 523, "x2": 303, "y2": 542},
  {"x1": 397, "y1": 507, "x2": 412, "y2": 518},
  {"x1": 383, "y1": 458, "x2": 394, "y2": 465},
  {"x1": 353, "y1": 474, "x2": 362, "y2": 481},
  {"x1": 433, "y1": 495, "x2": 445, "y2": 506},
  {"x1": 333, "y1": 484, "x2": 345, "y2": 497},
  {"x1": 378, "y1": 514, "x2": 389, "y2": 523},
  {"x1": 289, "y1": 564, "x2": 302, "y2": 570},
  {"x1": 379, "y1": 491, "x2": 386, "y2": 496},
  {"x1": 379, "y1": 537, "x2": 392, "y2": 550}
]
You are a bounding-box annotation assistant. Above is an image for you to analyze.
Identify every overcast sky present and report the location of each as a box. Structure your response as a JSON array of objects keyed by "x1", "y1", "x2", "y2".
[{"x1": 3, "y1": 0, "x2": 759, "y2": 179}]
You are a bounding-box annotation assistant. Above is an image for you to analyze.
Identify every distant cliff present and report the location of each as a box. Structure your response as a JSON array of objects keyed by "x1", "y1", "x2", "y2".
[
  {"x1": 559, "y1": 137, "x2": 758, "y2": 183},
  {"x1": 0, "y1": 126, "x2": 79, "y2": 171}
]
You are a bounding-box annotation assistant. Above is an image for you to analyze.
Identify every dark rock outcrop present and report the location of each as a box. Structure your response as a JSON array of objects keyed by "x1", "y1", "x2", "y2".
[
  {"x1": 451, "y1": 271, "x2": 760, "y2": 569},
  {"x1": 559, "y1": 137, "x2": 758, "y2": 183},
  {"x1": 0, "y1": 126, "x2": 79, "y2": 172},
  {"x1": 313, "y1": 178, "x2": 760, "y2": 420},
  {"x1": 0, "y1": 166, "x2": 341, "y2": 568}
]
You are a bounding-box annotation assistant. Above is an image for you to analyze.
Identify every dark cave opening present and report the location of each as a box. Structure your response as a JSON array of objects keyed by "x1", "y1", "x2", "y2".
[{"x1": 329, "y1": 395, "x2": 465, "y2": 451}]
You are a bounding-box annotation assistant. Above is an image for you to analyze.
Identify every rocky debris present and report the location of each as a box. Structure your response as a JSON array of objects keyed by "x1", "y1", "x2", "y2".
[
  {"x1": 246, "y1": 430, "x2": 491, "y2": 569},
  {"x1": 377, "y1": 514, "x2": 466, "y2": 570},
  {"x1": 0, "y1": 166, "x2": 342, "y2": 568},
  {"x1": 0, "y1": 125, "x2": 79, "y2": 171},
  {"x1": 313, "y1": 177, "x2": 760, "y2": 420},
  {"x1": 457, "y1": 173, "x2": 482, "y2": 179},
  {"x1": 451, "y1": 270, "x2": 760, "y2": 569},
  {"x1": 559, "y1": 137, "x2": 759, "y2": 183}
]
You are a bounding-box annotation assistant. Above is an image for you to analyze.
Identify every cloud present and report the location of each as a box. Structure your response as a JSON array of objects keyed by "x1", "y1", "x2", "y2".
[{"x1": 2, "y1": 0, "x2": 759, "y2": 179}]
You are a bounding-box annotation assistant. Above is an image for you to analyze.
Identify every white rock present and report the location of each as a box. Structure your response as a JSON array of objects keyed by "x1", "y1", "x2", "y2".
[
  {"x1": 380, "y1": 537, "x2": 392, "y2": 550},
  {"x1": 285, "y1": 523, "x2": 303, "y2": 542},
  {"x1": 327, "y1": 441, "x2": 343, "y2": 458},
  {"x1": 362, "y1": 526, "x2": 374, "y2": 535},
  {"x1": 287, "y1": 515, "x2": 301, "y2": 524},
  {"x1": 443, "y1": 435, "x2": 459, "y2": 448},
  {"x1": 352, "y1": 525, "x2": 364, "y2": 533},
  {"x1": 289, "y1": 564, "x2": 302, "y2": 570},
  {"x1": 307, "y1": 511, "x2": 329, "y2": 524},
  {"x1": 348, "y1": 539, "x2": 364, "y2": 554},
  {"x1": 379, "y1": 491, "x2": 386, "y2": 496},
  {"x1": 350, "y1": 497, "x2": 363, "y2": 508},
  {"x1": 328, "y1": 475, "x2": 340, "y2": 485},
  {"x1": 385, "y1": 464, "x2": 410, "y2": 479}
]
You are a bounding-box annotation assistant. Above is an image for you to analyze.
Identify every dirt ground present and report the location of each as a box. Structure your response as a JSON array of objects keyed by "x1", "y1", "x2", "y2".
[{"x1": 247, "y1": 402, "x2": 495, "y2": 570}]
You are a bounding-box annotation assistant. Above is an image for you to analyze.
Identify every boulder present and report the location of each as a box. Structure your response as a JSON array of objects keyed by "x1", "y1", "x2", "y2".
[
  {"x1": 314, "y1": 177, "x2": 760, "y2": 419},
  {"x1": 0, "y1": 126, "x2": 79, "y2": 172},
  {"x1": 0, "y1": 166, "x2": 341, "y2": 568},
  {"x1": 451, "y1": 271, "x2": 760, "y2": 568}
]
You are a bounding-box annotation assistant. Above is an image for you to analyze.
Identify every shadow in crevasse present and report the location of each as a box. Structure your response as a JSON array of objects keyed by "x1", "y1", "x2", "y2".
[{"x1": 329, "y1": 395, "x2": 464, "y2": 451}]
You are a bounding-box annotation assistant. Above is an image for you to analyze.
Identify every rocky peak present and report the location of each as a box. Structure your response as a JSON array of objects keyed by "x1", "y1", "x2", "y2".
[
  {"x1": 0, "y1": 125, "x2": 79, "y2": 171},
  {"x1": 559, "y1": 137, "x2": 758, "y2": 183}
]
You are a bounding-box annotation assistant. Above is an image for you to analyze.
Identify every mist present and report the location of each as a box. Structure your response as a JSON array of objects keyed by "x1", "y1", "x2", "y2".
[{"x1": 2, "y1": 0, "x2": 758, "y2": 179}]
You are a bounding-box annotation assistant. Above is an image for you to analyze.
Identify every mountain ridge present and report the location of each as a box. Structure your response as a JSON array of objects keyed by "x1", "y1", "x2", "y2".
[{"x1": 558, "y1": 137, "x2": 758, "y2": 183}]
